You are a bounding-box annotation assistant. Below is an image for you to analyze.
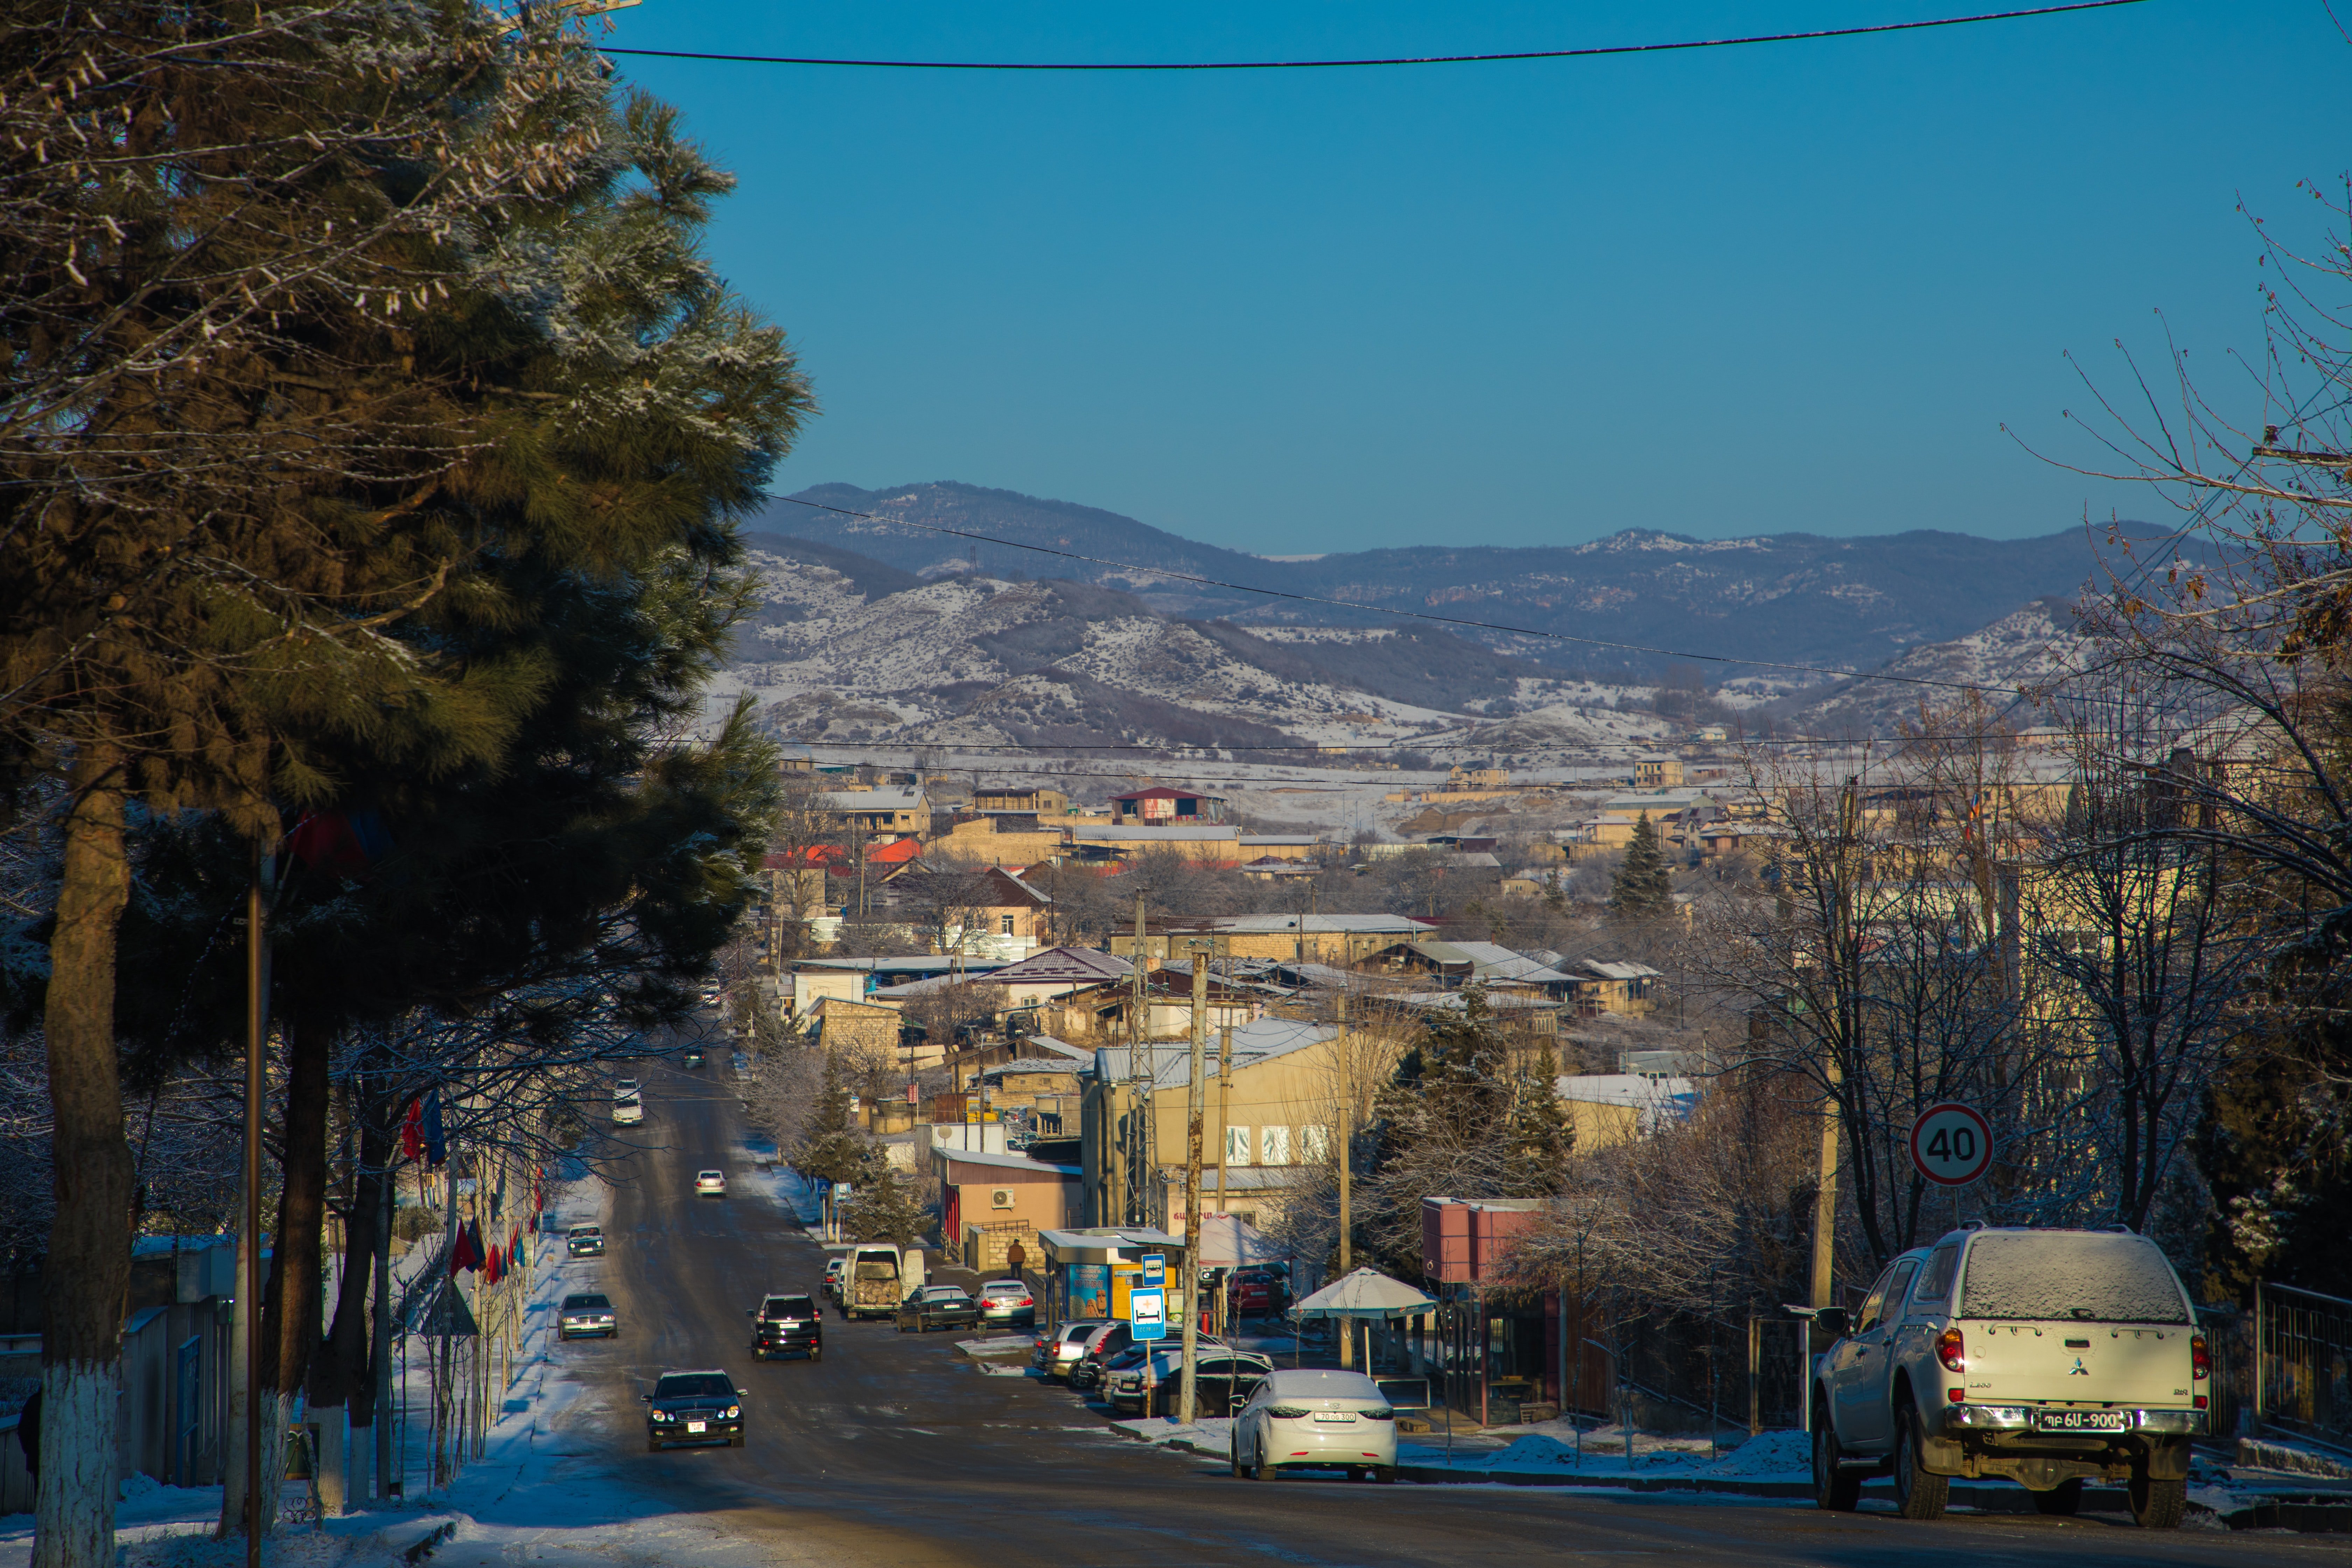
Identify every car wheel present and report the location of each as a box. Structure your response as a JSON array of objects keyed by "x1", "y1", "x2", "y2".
[
  {"x1": 728, "y1": 1433, "x2": 744, "y2": 1449},
  {"x1": 1374, "y1": 1466, "x2": 1398, "y2": 1484},
  {"x1": 2130, "y1": 1471, "x2": 2186, "y2": 1530},
  {"x1": 1346, "y1": 1466, "x2": 1367, "y2": 1484},
  {"x1": 646, "y1": 1437, "x2": 661, "y2": 1453},
  {"x1": 1891, "y1": 1394, "x2": 1948, "y2": 1521},
  {"x1": 1231, "y1": 1436, "x2": 1247, "y2": 1478},
  {"x1": 1811, "y1": 1402, "x2": 1861, "y2": 1512},
  {"x1": 751, "y1": 1349, "x2": 764, "y2": 1362},
  {"x1": 2032, "y1": 1479, "x2": 2084, "y2": 1516},
  {"x1": 1255, "y1": 1444, "x2": 1281, "y2": 1483},
  {"x1": 810, "y1": 1346, "x2": 822, "y2": 1363}
]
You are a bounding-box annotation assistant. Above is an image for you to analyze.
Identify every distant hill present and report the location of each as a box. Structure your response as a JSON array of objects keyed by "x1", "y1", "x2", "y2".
[
  {"x1": 1772, "y1": 596, "x2": 2086, "y2": 738},
  {"x1": 752, "y1": 482, "x2": 2114, "y2": 681}
]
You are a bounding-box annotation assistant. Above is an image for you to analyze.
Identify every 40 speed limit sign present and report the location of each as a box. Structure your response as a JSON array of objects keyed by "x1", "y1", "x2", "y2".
[{"x1": 1909, "y1": 1102, "x2": 1993, "y2": 1187}]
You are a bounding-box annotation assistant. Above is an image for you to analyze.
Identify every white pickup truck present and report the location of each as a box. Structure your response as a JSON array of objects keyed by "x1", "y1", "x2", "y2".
[{"x1": 1809, "y1": 1224, "x2": 2206, "y2": 1528}]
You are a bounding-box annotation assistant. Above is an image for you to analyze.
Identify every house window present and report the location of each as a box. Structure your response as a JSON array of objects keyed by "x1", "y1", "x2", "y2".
[
  {"x1": 1299, "y1": 1125, "x2": 1330, "y2": 1162},
  {"x1": 1225, "y1": 1126, "x2": 1252, "y2": 1166},
  {"x1": 1260, "y1": 1125, "x2": 1290, "y2": 1166},
  {"x1": 1001, "y1": 915, "x2": 1016, "y2": 936}
]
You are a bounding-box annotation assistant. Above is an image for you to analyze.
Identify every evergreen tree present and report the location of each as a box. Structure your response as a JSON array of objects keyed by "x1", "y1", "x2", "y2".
[
  {"x1": 1609, "y1": 812, "x2": 1674, "y2": 919},
  {"x1": 842, "y1": 1158, "x2": 927, "y2": 1248},
  {"x1": 794, "y1": 1051, "x2": 871, "y2": 1189},
  {"x1": 1512, "y1": 1043, "x2": 1577, "y2": 1173}
]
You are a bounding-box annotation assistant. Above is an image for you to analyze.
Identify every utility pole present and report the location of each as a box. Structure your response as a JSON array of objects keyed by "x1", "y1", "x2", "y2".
[
  {"x1": 1180, "y1": 941, "x2": 1211, "y2": 1423},
  {"x1": 1808, "y1": 777, "x2": 1858, "y2": 1312},
  {"x1": 1128, "y1": 892, "x2": 1154, "y2": 1226},
  {"x1": 1335, "y1": 990, "x2": 1353, "y2": 1370},
  {"x1": 1213, "y1": 1023, "x2": 1233, "y2": 1343}
]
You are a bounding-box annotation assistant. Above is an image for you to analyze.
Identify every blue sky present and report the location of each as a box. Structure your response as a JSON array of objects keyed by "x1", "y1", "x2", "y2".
[{"x1": 602, "y1": 2, "x2": 2345, "y2": 554}]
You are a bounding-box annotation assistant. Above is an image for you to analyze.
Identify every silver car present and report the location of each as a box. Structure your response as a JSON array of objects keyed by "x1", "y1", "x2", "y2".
[
  {"x1": 558, "y1": 1292, "x2": 617, "y2": 1340},
  {"x1": 977, "y1": 1279, "x2": 1035, "y2": 1329},
  {"x1": 1032, "y1": 1318, "x2": 1110, "y2": 1381},
  {"x1": 1232, "y1": 1368, "x2": 1396, "y2": 1482}
]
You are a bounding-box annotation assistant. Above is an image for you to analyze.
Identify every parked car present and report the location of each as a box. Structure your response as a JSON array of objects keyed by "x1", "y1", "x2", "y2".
[
  {"x1": 558, "y1": 1292, "x2": 617, "y2": 1340},
  {"x1": 565, "y1": 1224, "x2": 606, "y2": 1258},
  {"x1": 1068, "y1": 1321, "x2": 1138, "y2": 1391},
  {"x1": 694, "y1": 1169, "x2": 727, "y2": 1196},
  {"x1": 643, "y1": 1368, "x2": 745, "y2": 1451},
  {"x1": 1809, "y1": 1225, "x2": 2206, "y2": 1527},
  {"x1": 822, "y1": 1257, "x2": 847, "y2": 1301},
  {"x1": 1227, "y1": 1266, "x2": 1290, "y2": 1317},
  {"x1": 1110, "y1": 1345, "x2": 1273, "y2": 1418},
  {"x1": 1033, "y1": 1319, "x2": 1110, "y2": 1381},
  {"x1": 896, "y1": 1284, "x2": 983, "y2": 1334},
  {"x1": 749, "y1": 1293, "x2": 823, "y2": 1362},
  {"x1": 730, "y1": 1052, "x2": 752, "y2": 1082},
  {"x1": 977, "y1": 1279, "x2": 1035, "y2": 1330},
  {"x1": 1232, "y1": 1368, "x2": 1397, "y2": 1483}
]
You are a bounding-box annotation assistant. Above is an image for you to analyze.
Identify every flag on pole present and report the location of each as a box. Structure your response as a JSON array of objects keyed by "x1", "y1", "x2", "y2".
[
  {"x1": 401, "y1": 1099, "x2": 423, "y2": 1162},
  {"x1": 422, "y1": 1090, "x2": 446, "y2": 1167}
]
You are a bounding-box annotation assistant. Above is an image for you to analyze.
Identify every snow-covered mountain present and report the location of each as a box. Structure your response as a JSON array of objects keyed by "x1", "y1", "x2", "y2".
[
  {"x1": 1775, "y1": 597, "x2": 2087, "y2": 736},
  {"x1": 710, "y1": 537, "x2": 1674, "y2": 753}
]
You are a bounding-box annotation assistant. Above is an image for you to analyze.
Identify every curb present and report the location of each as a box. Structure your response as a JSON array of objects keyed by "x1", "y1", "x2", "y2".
[{"x1": 399, "y1": 1521, "x2": 457, "y2": 1564}]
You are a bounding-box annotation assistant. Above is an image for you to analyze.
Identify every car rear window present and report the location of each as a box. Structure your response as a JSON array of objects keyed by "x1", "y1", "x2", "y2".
[
  {"x1": 562, "y1": 1294, "x2": 610, "y2": 1310},
  {"x1": 763, "y1": 1296, "x2": 814, "y2": 1318},
  {"x1": 1959, "y1": 1232, "x2": 2189, "y2": 1324},
  {"x1": 655, "y1": 1373, "x2": 734, "y2": 1398},
  {"x1": 982, "y1": 1282, "x2": 1028, "y2": 1297}
]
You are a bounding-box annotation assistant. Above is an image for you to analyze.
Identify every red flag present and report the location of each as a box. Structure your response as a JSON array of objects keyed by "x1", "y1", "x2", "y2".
[
  {"x1": 485, "y1": 1245, "x2": 503, "y2": 1286},
  {"x1": 401, "y1": 1099, "x2": 422, "y2": 1162}
]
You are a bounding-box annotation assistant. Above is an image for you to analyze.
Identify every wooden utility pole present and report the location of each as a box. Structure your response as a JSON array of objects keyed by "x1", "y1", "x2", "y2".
[
  {"x1": 1179, "y1": 942, "x2": 1210, "y2": 1423},
  {"x1": 240, "y1": 839, "x2": 270, "y2": 1564}
]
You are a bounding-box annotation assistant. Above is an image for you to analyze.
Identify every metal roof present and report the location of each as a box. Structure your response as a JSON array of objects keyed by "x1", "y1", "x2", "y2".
[{"x1": 986, "y1": 945, "x2": 1134, "y2": 986}]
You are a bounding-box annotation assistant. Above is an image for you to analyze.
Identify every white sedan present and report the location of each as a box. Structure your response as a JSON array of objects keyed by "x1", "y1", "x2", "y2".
[
  {"x1": 1232, "y1": 1368, "x2": 1397, "y2": 1483},
  {"x1": 693, "y1": 1169, "x2": 728, "y2": 1196}
]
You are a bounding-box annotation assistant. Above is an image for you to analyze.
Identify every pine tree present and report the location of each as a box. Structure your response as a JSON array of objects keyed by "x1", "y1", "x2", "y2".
[
  {"x1": 795, "y1": 1051, "x2": 872, "y2": 1189},
  {"x1": 1609, "y1": 812, "x2": 1674, "y2": 920},
  {"x1": 1512, "y1": 1043, "x2": 1576, "y2": 1174},
  {"x1": 842, "y1": 1158, "x2": 927, "y2": 1248}
]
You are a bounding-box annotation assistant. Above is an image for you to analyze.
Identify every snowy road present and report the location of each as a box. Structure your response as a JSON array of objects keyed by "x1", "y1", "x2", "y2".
[{"x1": 446, "y1": 1060, "x2": 2343, "y2": 1568}]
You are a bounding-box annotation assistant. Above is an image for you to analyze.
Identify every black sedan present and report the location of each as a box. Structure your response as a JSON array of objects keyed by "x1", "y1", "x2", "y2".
[
  {"x1": 895, "y1": 1285, "x2": 983, "y2": 1334},
  {"x1": 749, "y1": 1293, "x2": 823, "y2": 1362},
  {"x1": 643, "y1": 1369, "x2": 746, "y2": 1450},
  {"x1": 566, "y1": 1225, "x2": 605, "y2": 1258}
]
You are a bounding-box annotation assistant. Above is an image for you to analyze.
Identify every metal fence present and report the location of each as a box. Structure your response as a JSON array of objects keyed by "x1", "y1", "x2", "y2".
[{"x1": 2256, "y1": 1282, "x2": 2352, "y2": 1449}]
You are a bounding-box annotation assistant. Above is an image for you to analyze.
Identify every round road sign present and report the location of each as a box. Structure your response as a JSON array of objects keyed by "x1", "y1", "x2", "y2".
[{"x1": 1909, "y1": 1102, "x2": 1993, "y2": 1187}]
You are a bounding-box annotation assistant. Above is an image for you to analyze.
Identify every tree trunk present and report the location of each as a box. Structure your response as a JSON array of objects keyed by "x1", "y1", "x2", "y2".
[
  {"x1": 39, "y1": 748, "x2": 136, "y2": 1568},
  {"x1": 317, "y1": 1092, "x2": 387, "y2": 1510},
  {"x1": 255, "y1": 1013, "x2": 332, "y2": 1527}
]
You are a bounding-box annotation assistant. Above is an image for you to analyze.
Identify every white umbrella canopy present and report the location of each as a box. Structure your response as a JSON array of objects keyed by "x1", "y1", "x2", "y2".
[
  {"x1": 1194, "y1": 1213, "x2": 1290, "y2": 1270},
  {"x1": 1290, "y1": 1266, "x2": 1438, "y2": 1320}
]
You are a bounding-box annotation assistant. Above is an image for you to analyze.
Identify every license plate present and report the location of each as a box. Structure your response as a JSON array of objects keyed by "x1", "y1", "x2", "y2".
[
  {"x1": 686, "y1": 1421, "x2": 706, "y2": 1434},
  {"x1": 2037, "y1": 1409, "x2": 2126, "y2": 1432},
  {"x1": 1313, "y1": 1412, "x2": 1354, "y2": 1423}
]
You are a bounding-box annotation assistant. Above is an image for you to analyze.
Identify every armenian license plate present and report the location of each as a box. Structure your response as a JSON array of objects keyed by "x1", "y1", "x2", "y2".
[
  {"x1": 686, "y1": 1421, "x2": 706, "y2": 1434},
  {"x1": 2037, "y1": 1409, "x2": 2126, "y2": 1432},
  {"x1": 1313, "y1": 1412, "x2": 1355, "y2": 1423}
]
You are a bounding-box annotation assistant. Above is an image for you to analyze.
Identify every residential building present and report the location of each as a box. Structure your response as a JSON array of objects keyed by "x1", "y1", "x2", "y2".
[
  {"x1": 929, "y1": 811, "x2": 1070, "y2": 868},
  {"x1": 805, "y1": 995, "x2": 905, "y2": 1059},
  {"x1": 1634, "y1": 755, "x2": 1684, "y2": 788},
  {"x1": 1080, "y1": 1018, "x2": 1354, "y2": 1238},
  {"x1": 1111, "y1": 785, "x2": 1227, "y2": 824},
  {"x1": 822, "y1": 783, "x2": 927, "y2": 841},
  {"x1": 1110, "y1": 912, "x2": 1434, "y2": 967},
  {"x1": 1447, "y1": 765, "x2": 1510, "y2": 789},
  {"x1": 873, "y1": 863, "x2": 1053, "y2": 959},
  {"x1": 973, "y1": 784, "x2": 1071, "y2": 816},
  {"x1": 1065, "y1": 821, "x2": 1241, "y2": 866},
  {"x1": 935, "y1": 1145, "x2": 1083, "y2": 1275},
  {"x1": 1553, "y1": 1074, "x2": 1699, "y2": 1149}
]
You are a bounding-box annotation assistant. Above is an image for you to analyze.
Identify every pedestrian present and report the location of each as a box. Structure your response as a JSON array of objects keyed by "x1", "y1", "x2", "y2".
[{"x1": 1003, "y1": 1241, "x2": 1025, "y2": 1279}]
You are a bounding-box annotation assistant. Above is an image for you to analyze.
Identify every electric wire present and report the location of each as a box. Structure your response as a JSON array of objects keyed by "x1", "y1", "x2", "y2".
[{"x1": 601, "y1": 1, "x2": 2144, "y2": 72}]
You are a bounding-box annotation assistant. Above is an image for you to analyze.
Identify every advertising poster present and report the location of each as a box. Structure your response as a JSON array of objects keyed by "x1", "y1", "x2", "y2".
[{"x1": 1069, "y1": 1263, "x2": 1110, "y2": 1320}]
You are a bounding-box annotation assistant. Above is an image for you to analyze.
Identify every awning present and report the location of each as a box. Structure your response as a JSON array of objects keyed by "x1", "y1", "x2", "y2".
[
  {"x1": 1036, "y1": 1227, "x2": 1187, "y2": 1266},
  {"x1": 1291, "y1": 1267, "x2": 1437, "y2": 1320},
  {"x1": 1191, "y1": 1214, "x2": 1290, "y2": 1270}
]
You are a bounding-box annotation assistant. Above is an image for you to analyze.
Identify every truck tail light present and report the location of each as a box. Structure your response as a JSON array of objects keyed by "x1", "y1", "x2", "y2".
[
  {"x1": 2191, "y1": 1334, "x2": 2210, "y2": 1381},
  {"x1": 1935, "y1": 1326, "x2": 1965, "y2": 1374}
]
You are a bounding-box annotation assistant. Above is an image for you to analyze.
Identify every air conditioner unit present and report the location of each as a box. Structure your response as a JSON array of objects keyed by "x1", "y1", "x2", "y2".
[{"x1": 989, "y1": 1188, "x2": 1017, "y2": 1210}]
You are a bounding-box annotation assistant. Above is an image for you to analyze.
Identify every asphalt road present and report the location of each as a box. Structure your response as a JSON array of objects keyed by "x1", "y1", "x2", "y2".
[{"x1": 545, "y1": 1057, "x2": 2347, "y2": 1568}]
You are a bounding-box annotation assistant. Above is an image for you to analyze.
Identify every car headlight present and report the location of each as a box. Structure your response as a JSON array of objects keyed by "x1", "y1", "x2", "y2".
[
  {"x1": 650, "y1": 1409, "x2": 668, "y2": 1422},
  {"x1": 724, "y1": 1405, "x2": 740, "y2": 1419}
]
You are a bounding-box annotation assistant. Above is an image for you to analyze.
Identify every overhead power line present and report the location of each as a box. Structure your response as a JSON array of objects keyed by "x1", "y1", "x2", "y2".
[
  {"x1": 769, "y1": 495, "x2": 2038, "y2": 699},
  {"x1": 602, "y1": 1, "x2": 2143, "y2": 72}
]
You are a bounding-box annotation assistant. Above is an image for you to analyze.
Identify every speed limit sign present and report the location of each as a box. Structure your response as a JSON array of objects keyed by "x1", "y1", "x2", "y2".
[{"x1": 1910, "y1": 1102, "x2": 1992, "y2": 1187}]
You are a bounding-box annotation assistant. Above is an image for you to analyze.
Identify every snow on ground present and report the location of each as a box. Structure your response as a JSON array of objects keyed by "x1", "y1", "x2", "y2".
[
  {"x1": 731, "y1": 1139, "x2": 822, "y2": 1227},
  {"x1": 954, "y1": 1336, "x2": 1034, "y2": 1358}
]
